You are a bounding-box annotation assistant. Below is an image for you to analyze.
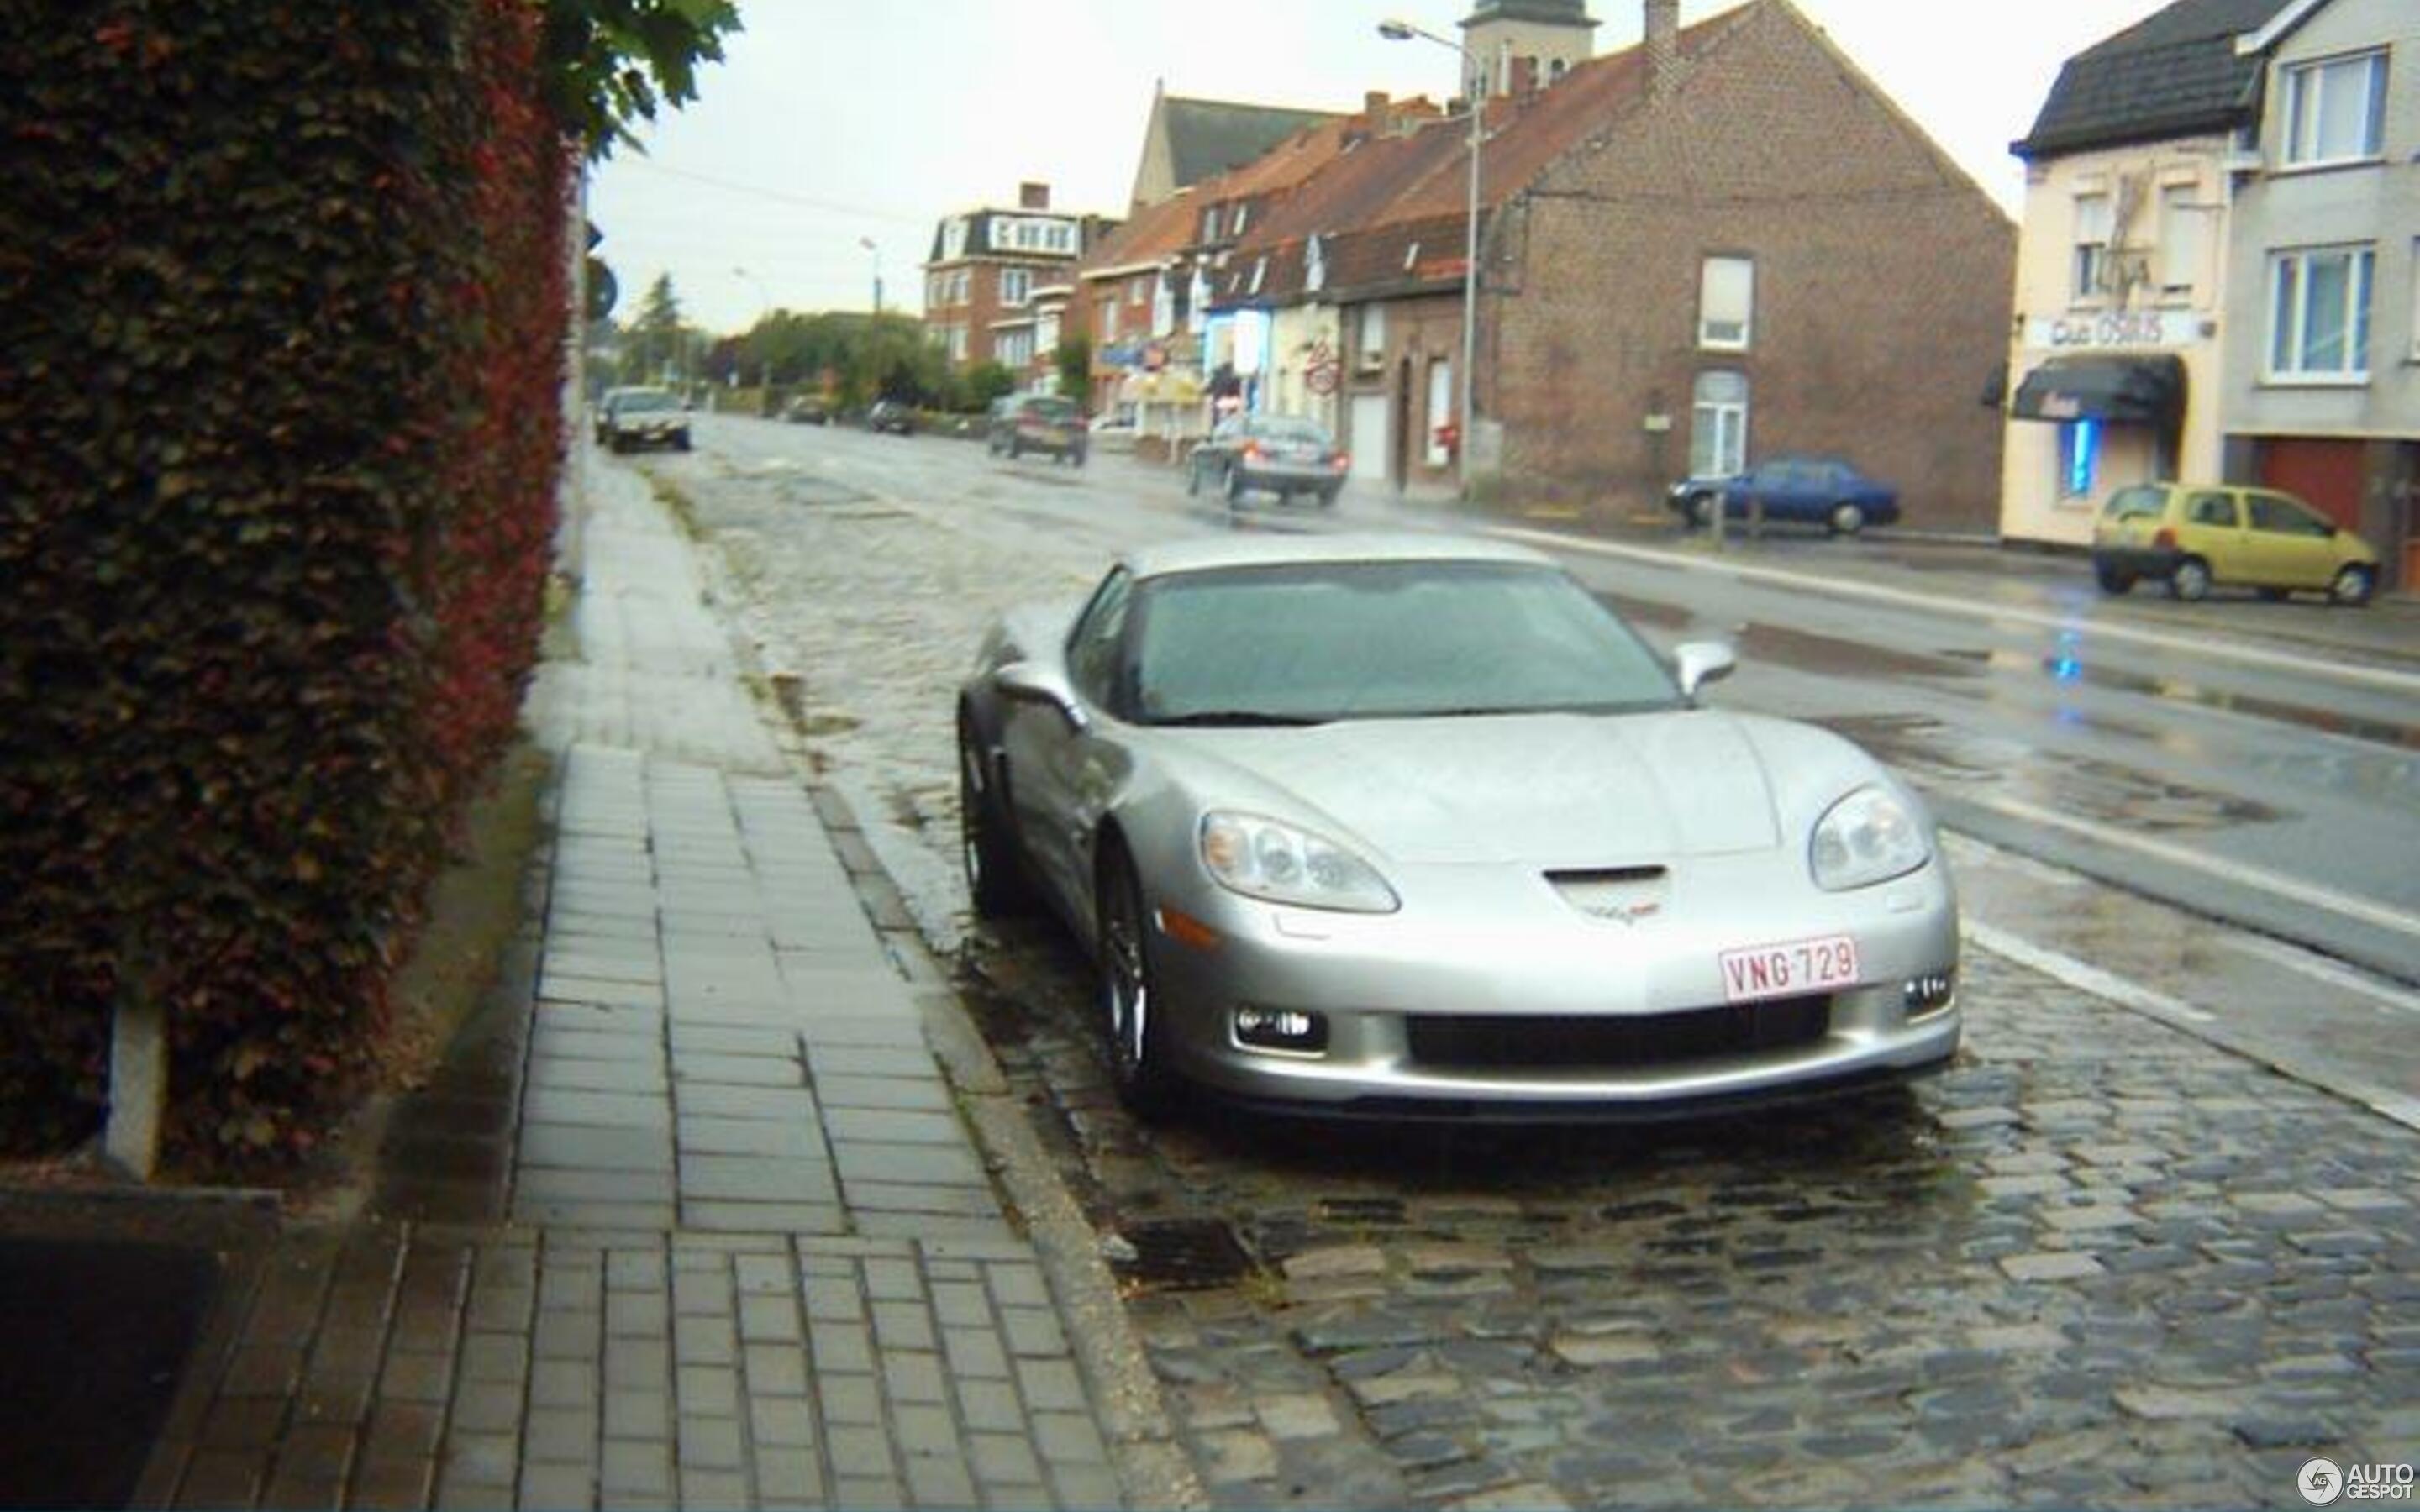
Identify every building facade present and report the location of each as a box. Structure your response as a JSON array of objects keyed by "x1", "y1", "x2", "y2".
[
  {"x1": 2001, "y1": 0, "x2": 2290, "y2": 549},
  {"x1": 921, "y1": 184, "x2": 1113, "y2": 372},
  {"x1": 1218, "y1": 0, "x2": 2014, "y2": 521},
  {"x1": 2220, "y1": 0, "x2": 2417, "y2": 590}
]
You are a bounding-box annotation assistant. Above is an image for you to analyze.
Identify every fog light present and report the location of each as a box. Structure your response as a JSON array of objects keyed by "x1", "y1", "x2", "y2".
[
  {"x1": 1902, "y1": 973, "x2": 1956, "y2": 1016},
  {"x1": 1234, "y1": 1006, "x2": 1328, "y2": 1053}
]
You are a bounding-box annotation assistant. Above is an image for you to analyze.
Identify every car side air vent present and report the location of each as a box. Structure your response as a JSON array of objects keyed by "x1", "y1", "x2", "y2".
[{"x1": 1546, "y1": 866, "x2": 1670, "y2": 923}]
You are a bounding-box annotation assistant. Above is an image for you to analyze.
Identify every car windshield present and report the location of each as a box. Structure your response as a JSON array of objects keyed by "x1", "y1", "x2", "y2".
[
  {"x1": 1024, "y1": 400, "x2": 1079, "y2": 421},
  {"x1": 618, "y1": 391, "x2": 676, "y2": 413},
  {"x1": 1128, "y1": 560, "x2": 1681, "y2": 725}
]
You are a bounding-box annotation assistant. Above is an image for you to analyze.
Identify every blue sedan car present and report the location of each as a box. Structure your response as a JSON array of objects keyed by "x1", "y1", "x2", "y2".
[{"x1": 1667, "y1": 454, "x2": 1899, "y2": 536}]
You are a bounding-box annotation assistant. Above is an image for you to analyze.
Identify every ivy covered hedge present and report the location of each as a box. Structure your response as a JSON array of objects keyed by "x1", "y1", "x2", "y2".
[{"x1": 0, "y1": 2, "x2": 571, "y2": 1164}]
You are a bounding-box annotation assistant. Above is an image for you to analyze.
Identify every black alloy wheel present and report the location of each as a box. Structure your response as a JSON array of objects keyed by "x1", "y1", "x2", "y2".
[
  {"x1": 1097, "y1": 847, "x2": 1176, "y2": 1120},
  {"x1": 958, "y1": 723, "x2": 1033, "y2": 917}
]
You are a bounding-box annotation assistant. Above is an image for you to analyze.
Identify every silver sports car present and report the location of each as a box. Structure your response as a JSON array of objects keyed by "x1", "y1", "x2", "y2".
[{"x1": 955, "y1": 533, "x2": 1960, "y2": 1122}]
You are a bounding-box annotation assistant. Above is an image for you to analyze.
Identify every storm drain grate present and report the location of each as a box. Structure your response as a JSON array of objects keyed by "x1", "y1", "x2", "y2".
[{"x1": 1107, "y1": 1217, "x2": 1256, "y2": 1294}]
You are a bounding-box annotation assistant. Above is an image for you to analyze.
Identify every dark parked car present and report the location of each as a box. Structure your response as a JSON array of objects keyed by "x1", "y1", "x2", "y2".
[
  {"x1": 1668, "y1": 454, "x2": 1899, "y2": 536},
  {"x1": 1186, "y1": 414, "x2": 1349, "y2": 507},
  {"x1": 592, "y1": 386, "x2": 645, "y2": 444},
  {"x1": 601, "y1": 386, "x2": 690, "y2": 453},
  {"x1": 987, "y1": 395, "x2": 1087, "y2": 465},
  {"x1": 867, "y1": 400, "x2": 916, "y2": 436}
]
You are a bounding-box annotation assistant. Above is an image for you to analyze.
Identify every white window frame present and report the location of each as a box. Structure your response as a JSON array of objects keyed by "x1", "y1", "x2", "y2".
[
  {"x1": 1697, "y1": 255, "x2": 1753, "y2": 351},
  {"x1": 2410, "y1": 238, "x2": 2420, "y2": 364},
  {"x1": 2157, "y1": 182, "x2": 2209, "y2": 298},
  {"x1": 2073, "y1": 193, "x2": 2112, "y2": 301},
  {"x1": 1001, "y1": 268, "x2": 1032, "y2": 307},
  {"x1": 2281, "y1": 50, "x2": 2386, "y2": 168},
  {"x1": 1357, "y1": 305, "x2": 1386, "y2": 369},
  {"x1": 1690, "y1": 370, "x2": 1748, "y2": 477},
  {"x1": 2267, "y1": 244, "x2": 2375, "y2": 382}
]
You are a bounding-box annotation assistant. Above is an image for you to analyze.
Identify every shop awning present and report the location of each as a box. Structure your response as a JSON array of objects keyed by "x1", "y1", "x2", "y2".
[{"x1": 2010, "y1": 354, "x2": 2185, "y2": 427}]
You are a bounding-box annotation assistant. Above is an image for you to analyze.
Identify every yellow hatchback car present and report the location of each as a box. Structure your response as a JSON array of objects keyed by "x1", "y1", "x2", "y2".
[{"x1": 2091, "y1": 482, "x2": 2380, "y2": 607}]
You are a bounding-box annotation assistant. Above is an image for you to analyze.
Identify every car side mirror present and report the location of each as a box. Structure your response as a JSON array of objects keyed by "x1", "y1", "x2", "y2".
[
  {"x1": 996, "y1": 661, "x2": 1091, "y2": 733},
  {"x1": 1673, "y1": 641, "x2": 1737, "y2": 701}
]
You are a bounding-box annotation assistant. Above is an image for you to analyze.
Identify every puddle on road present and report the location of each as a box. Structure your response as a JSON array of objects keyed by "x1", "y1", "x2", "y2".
[
  {"x1": 1954, "y1": 645, "x2": 2420, "y2": 753},
  {"x1": 1823, "y1": 712, "x2": 2281, "y2": 832}
]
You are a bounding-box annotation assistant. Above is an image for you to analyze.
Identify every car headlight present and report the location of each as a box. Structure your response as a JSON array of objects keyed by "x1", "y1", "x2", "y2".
[
  {"x1": 1198, "y1": 811, "x2": 1398, "y2": 914},
  {"x1": 1809, "y1": 786, "x2": 1929, "y2": 891}
]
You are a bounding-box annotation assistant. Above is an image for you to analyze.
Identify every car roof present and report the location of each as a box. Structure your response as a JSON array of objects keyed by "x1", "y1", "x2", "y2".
[{"x1": 1121, "y1": 532, "x2": 1555, "y2": 582}]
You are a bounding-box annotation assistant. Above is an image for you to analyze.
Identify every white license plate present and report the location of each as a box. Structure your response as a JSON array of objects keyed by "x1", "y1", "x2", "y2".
[{"x1": 1718, "y1": 934, "x2": 1860, "y2": 1004}]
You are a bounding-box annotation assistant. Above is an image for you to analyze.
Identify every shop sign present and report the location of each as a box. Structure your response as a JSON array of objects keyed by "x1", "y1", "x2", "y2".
[{"x1": 2027, "y1": 311, "x2": 2197, "y2": 351}]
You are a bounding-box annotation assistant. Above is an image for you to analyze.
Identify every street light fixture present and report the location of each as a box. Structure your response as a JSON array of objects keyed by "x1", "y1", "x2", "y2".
[
  {"x1": 1379, "y1": 16, "x2": 1482, "y2": 495},
  {"x1": 859, "y1": 237, "x2": 883, "y2": 315},
  {"x1": 733, "y1": 265, "x2": 771, "y2": 400}
]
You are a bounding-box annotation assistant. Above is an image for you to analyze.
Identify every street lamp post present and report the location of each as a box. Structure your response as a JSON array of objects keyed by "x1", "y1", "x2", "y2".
[
  {"x1": 1379, "y1": 17, "x2": 1481, "y2": 496},
  {"x1": 859, "y1": 237, "x2": 882, "y2": 315},
  {"x1": 733, "y1": 265, "x2": 771, "y2": 407}
]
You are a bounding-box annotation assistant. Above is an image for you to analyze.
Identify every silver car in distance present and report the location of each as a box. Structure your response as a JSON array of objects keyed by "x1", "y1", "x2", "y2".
[{"x1": 955, "y1": 534, "x2": 1960, "y2": 1122}]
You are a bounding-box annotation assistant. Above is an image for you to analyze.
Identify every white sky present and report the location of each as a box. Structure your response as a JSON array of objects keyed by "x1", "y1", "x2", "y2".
[{"x1": 587, "y1": 0, "x2": 2163, "y2": 333}]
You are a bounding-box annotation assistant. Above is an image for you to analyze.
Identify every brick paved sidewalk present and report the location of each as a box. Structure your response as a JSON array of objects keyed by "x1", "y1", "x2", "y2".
[{"x1": 134, "y1": 458, "x2": 1168, "y2": 1509}]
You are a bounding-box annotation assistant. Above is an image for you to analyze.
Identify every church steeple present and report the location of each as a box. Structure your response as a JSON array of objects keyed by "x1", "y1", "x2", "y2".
[{"x1": 1460, "y1": 0, "x2": 1597, "y2": 96}]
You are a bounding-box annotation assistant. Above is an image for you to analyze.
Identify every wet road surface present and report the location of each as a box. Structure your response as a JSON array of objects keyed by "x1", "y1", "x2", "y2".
[{"x1": 636, "y1": 417, "x2": 2420, "y2": 1507}]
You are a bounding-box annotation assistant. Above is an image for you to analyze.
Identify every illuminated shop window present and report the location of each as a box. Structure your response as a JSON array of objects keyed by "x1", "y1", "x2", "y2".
[{"x1": 2060, "y1": 418, "x2": 2101, "y2": 499}]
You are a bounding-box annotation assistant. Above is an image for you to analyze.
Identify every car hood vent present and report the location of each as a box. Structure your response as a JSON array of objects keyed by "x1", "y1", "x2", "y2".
[{"x1": 1547, "y1": 866, "x2": 1670, "y2": 924}]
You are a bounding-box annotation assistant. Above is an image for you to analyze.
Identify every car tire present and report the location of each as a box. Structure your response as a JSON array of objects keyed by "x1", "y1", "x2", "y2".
[
  {"x1": 2330, "y1": 564, "x2": 2375, "y2": 608},
  {"x1": 1223, "y1": 465, "x2": 1247, "y2": 506},
  {"x1": 958, "y1": 721, "x2": 1034, "y2": 918},
  {"x1": 1688, "y1": 491, "x2": 1718, "y2": 529},
  {"x1": 2093, "y1": 562, "x2": 2135, "y2": 596},
  {"x1": 1097, "y1": 843, "x2": 1176, "y2": 1121},
  {"x1": 2169, "y1": 558, "x2": 2212, "y2": 602},
  {"x1": 675, "y1": 433, "x2": 692, "y2": 452},
  {"x1": 1319, "y1": 486, "x2": 1340, "y2": 508},
  {"x1": 1828, "y1": 501, "x2": 1865, "y2": 536},
  {"x1": 1072, "y1": 449, "x2": 1086, "y2": 469}
]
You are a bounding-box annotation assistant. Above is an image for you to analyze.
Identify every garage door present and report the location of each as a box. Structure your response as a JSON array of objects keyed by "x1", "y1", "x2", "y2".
[
  {"x1": 2255, "y1": 437, "x2": 2365, "y2": 531},
  {"x1": 1348, "y1": 394, "x2": 1389, "y2": 482}
]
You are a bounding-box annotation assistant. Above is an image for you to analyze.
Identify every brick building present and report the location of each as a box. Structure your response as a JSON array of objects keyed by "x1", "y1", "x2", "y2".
[
  {"x1": 1217, "y1": 0, "x2": 2017, "y2": 525},
  {"x1": 921, "y1": 184, "x2": 1115, "y2": 374}
]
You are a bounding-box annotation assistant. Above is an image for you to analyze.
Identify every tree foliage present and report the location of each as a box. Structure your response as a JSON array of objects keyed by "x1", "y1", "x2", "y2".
[
  {"x1": 539, "y1": 0, "x2": 741, "y2": 160},
  {"x1": 1056, "y1": 336, "x2": 1094, "y2": 405},
  {"x1": 0, "y1": 0, "x2": 569, "y2": 1166}
]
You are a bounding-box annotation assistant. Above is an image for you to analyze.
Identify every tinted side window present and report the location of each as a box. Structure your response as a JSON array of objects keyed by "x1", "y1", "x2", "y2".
[
  {"x1": 2187, "y1": 492, "x2": 2239, "y2": 528},
  {"x1": 2248, "y1": 493, "x2": 2333, "y2": 536},
  {"x1": 1066, "y1": 570, "x2": 1135, "y2": 712}
]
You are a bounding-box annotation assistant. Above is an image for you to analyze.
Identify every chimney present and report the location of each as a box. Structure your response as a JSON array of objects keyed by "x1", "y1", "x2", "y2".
[
  {"x1": 1509, "y1": 55, "x2": 1539, "y2": 96},
  {"x1": 1019, "y1": 181, "x2": 1050, "y2": 210},
  {"x1": 1645, "y1": 0, "x2": 1681, "y2": 98},
  {"x1": 1364, "y1": 89, "x2": 1392, "y2": 124}
]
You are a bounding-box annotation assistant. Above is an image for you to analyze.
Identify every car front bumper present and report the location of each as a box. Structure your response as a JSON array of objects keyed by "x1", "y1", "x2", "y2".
[
  {"x1": 1140, "y1": 853, "x2": 1961, "y2": 1120},
  {"x1": 611, "y1": 421, "x2": 689, "y2": 449}
]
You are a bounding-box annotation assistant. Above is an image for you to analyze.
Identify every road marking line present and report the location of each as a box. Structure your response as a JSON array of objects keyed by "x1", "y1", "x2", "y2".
[
  {"x1": 1964, "y1": 919, "x2": 2214, "y2": 1023},
  {"x1": 1967, "y1": 793, "x2": 2420, "y2": 943},
  {"x1": 2224, "y1": 934, "x2": 2420, "y2": 1017},
  {"x1": 1491, "y1": 527, "x2": 2420, "y2": 698}
]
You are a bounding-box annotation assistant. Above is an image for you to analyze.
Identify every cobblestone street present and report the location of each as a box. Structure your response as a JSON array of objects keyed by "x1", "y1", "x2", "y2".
[{"x1": 668, "y1": 435, "x2": 2418, "y2": 1509}]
